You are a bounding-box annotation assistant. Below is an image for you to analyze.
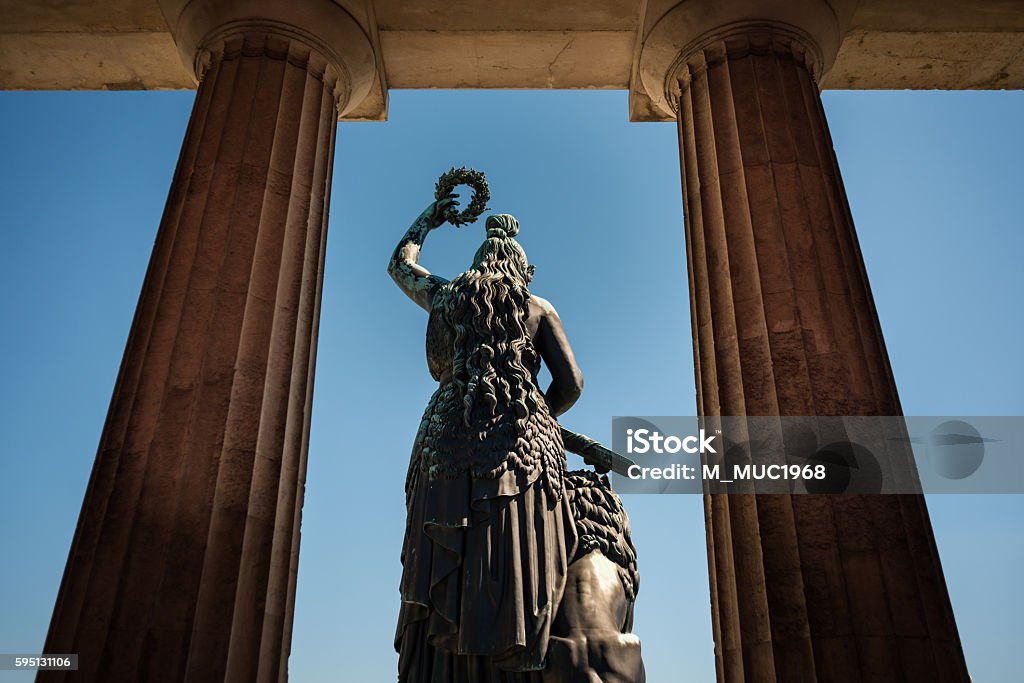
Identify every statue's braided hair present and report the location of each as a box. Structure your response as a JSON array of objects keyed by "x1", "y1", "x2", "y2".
[{"x1": 438, "y1": 214, "x2": 541, "y2": 434}]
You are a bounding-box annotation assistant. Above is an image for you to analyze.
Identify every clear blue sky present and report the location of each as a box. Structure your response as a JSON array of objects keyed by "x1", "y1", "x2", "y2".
[{"x1": 0, "y1": 87, "x2": 1021, "y2": 682}]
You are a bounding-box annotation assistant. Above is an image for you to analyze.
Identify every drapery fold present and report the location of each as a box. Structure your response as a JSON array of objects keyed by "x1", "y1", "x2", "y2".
[{"x1": 396, "y1": 383, "x2": 576, "y2": 682}]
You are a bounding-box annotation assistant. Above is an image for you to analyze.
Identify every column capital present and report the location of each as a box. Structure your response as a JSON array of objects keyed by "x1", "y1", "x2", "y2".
[
  {"x1": 159, "y1": 0, "x2": 377, "y2": 117},
  {"x1": 636, "y1": 0, "x2": 858, "y2": 119}
]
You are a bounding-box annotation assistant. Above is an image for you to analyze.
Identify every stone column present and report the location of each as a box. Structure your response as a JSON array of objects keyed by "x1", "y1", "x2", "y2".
[
  {"x1": 39, "y1": 2, "x2": 374, "y2": 681},
  {"x1": 639, "y1": 2, "x2": 971, "y2": 681}
]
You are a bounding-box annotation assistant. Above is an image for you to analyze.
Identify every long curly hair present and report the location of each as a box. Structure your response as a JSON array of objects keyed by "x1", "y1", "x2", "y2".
[{"x1": 435, "y1": 214, "x2": 542, "y2": 434}]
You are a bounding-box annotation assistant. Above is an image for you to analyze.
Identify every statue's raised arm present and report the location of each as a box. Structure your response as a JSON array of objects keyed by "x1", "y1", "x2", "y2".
[{"x1": 386, "y1": 194, "x2": 457, "y2": 311}]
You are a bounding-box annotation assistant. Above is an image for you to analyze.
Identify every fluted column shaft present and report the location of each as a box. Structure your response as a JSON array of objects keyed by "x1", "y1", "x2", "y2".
[
  {"x1": 41, "y1": 30, "x2": 338, "y2": 682},
  {"x1": 674, "y1": 28, "x2": 970, "y2": 682}
]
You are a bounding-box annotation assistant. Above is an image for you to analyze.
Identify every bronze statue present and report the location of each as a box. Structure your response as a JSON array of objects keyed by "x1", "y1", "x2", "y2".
[{"x1": 388, "y1": 177, "x2": 645, "y2": 682}]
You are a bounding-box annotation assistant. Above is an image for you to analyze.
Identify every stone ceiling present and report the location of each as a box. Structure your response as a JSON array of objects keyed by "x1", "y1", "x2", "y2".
[{"x1": 2, "y1": 0, "x2": 1022, "y2": 120}]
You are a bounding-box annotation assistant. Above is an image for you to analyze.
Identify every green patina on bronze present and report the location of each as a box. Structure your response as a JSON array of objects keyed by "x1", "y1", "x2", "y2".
[{"x1": 434, "y1": 167, "x2": 490, "y2": 226}]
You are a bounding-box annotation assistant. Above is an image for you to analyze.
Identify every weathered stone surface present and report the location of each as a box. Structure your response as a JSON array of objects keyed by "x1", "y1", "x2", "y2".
[
  {"x1": 39, "y1": 25, "x2": 345, "y2": 683},
  {"x1": 2, "y1": 0, "x2": 1023, "y2": 121},
  {"x1": 672, "y1": 25, "x2": 971, "y2": 683}
]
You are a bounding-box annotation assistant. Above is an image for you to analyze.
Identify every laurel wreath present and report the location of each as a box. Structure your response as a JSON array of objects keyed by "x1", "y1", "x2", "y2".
[{"x1": 434, "y1": 167, "x2": 490, "y2": 227}]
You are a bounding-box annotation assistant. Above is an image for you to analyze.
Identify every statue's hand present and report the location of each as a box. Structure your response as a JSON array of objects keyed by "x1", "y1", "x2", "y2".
[{"x1": 425, "y1": 193, "x2": 460, "y2": 228}]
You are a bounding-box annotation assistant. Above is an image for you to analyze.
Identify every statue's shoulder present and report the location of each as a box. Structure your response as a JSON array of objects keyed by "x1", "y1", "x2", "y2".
[
  {"x1": 528, "y1": 294, "x2": 558, "y2": 318},
  {"x1": 526, "y1": 294, "x2": 559, "y2": 337},
  {"x1": 428, "y1": 280, "x2": 454, "y2": 312}
]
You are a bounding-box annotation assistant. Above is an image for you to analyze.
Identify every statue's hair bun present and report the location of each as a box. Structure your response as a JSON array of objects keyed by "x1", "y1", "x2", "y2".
[{"x1": 485, "y1": 214, "x2": 520, "y2": 239}]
